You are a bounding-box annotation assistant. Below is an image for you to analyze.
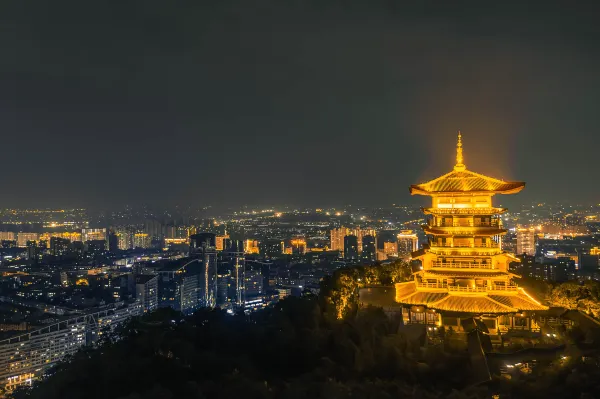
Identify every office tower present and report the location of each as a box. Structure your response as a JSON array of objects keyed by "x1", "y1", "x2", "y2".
[
  {"x1": 223, "y1": 240, "x2": 245, "y2": 307},
  {"x1": 397, "y1": 230, "x2": 418, "y2": 256},
  {"x1": 244, "y1": 268, "x2": 263, "y2": 299},
  {"x1": 189, "y1": 233, "x2": 218, "y2": 308},
  {"x1": 17, "y1": 233, "x2": 39, "y2": 247},
  {"x1": 344, "y1": 235, "x2": 359, "y2": 261},
  {"x1": 134, "y1": 275, "x2": 158, "y2": 312},
  {"x1": 215, "y1": 240, "x2": 246, "y2": 308},
  {"x1": 361, "y1": 235, "x2": 376, "y2": 262},
  {"x1": 397, "y1": 132, "x2": 546, "y2": 334},
  {"x1": 516, "y1": 227, "x2": 536, "y2": 256},
  {"x1": 216, "y1": 269, "x2": 232, "y2": 306}
]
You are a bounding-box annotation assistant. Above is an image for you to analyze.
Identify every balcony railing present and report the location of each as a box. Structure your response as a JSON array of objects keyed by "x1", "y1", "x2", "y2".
[
  {"x1": 431, "y1": 221, "x2": 501, "y2": 228},
  {"x1": 447, "y1": 285, "x2": 519, "y2": 292},
  {"x1": 416, "y1": 282, "x2": 519, "y2": 292},
  {"x1": 432, "y1": 250, "x2": 503, "y2": 256},
  {"x1": 416, "y1": 282, "x2": 447, "y2": 289},
  {"x1": 431, "y1": 262, "x2": 494, "y2": 269},
  {"x1": 424, "y1": 207, "x2": 507, "y2": 215},
  {"x1": 431, "y1": 243, "x2": 500, "y2": 249}
]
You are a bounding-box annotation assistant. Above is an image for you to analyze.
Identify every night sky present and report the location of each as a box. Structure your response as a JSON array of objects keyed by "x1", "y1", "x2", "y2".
[{"x1": 2, "y1": 1, "x2": 599, "y2": 210}]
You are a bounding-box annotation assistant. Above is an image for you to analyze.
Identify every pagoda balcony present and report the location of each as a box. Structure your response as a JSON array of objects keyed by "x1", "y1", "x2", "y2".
[
  {"x1": 431, "y1": 261, "x2": 493, "y2": 269},
  {"x1": 415, "y1": 282, "x2": 519, "y2": 292},
  {"x1": 423, "y1": 207, "x2": 507, "y2": 215},
  {"x1": 447, "y1": 284, "x2": 519, "y2": 292},
  {"x1": 423, "y1": 226, "x2": 506, "y2": 237},
  {"x1": 430, "y1": 220, "x2": 502, "y2": 228},
  {"x1": 431, "y1": 243, "x2": 500, "y2": 249},
  {"x1": 429, "y1": 248, "x2": 503, "y2": 256},
  {"x1": 416, "y1": 282, "x2": 448, "y2": 289}
]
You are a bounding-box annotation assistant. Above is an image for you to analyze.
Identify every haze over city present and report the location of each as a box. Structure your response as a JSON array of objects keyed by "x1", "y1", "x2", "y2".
[{"x1": 3, "y1": 1, "x2": 599, "y2": 209}]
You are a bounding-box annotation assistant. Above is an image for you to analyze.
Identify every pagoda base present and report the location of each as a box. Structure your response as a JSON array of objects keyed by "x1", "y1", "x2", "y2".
[{"x1": 401, "y1": 305, "x2": 542, "y2": 336}]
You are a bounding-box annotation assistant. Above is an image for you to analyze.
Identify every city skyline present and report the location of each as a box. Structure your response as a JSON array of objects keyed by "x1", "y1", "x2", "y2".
[{"x1": 2, "y1": 1, "x2": 600, "y2": 209}]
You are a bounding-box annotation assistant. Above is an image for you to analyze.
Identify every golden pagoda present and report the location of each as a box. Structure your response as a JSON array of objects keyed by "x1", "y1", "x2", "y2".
[{"x1": 396, "y1": 132, "x2": 547, "y2": 334}]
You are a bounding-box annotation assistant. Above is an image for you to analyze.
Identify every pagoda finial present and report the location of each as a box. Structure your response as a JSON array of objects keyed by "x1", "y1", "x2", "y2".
[{"x1": 454, "y1": 131, "x2": 466, "y2": 171}]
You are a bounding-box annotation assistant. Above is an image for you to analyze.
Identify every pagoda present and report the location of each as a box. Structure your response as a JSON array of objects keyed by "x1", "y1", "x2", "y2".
[{"x1": 396, "y1": 133, "x2": 547, "y2": 334}]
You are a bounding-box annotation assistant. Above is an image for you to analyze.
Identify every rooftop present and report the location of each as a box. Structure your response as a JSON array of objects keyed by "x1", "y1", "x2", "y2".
[{"x1": 410, "y1": 133, "x2": 525, "y2": 196}]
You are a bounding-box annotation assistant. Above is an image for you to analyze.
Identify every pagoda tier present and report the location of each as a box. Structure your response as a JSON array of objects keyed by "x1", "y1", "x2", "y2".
[{"x1": 396, "y1": 132, "x2": 547, "y2": 315}]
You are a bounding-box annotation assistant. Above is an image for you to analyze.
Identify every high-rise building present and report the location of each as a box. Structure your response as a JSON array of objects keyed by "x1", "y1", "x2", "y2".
[
  {"x1": 330, "y1": 227, "x2": 347, "y2": 252},
  {"x1": 361, "y1": 235, "x2": 377, "y2": 262},
  {"x1": 397, "y1": 230, "x2": 418, "y2": 256},
  {"x1": 0, "y1": 232, "x2": 15, "y2": 241},
  {"x1": 244, "y1": 268, "x2": 263, "y2": 299},
  {"x1": 134, "y1": 275, "x2": 158, "y2": 312},
  {"x1": 516, "y1": 227, "x2": 536, "y2": 256},
  {"x1": 50, "y1": 237, "x2": 70, "y2": 256},
  {"x1": 224, "y1": 240, "x2": 245, "y2": 307},
  {"x1": 260, "y1": 239, "x2": 283, "y2": 258},
  {"x1": 355, "y1": 228, "x2": 377, "y2": 254},
  {"x1": 244, "y1": 239, "x2": 260, "y2": 254},
  {"x1": 41, "y1": 231, "x2": 82, "y2": 243},
  {"x1": 289, "y1": 238, "x2": 307, "y2": 255},
  {"x1": 158, "y1": 260, "x2": 203, "y2": 315},
  {"x1": 17, "y1": 233, "x2": 39, "y2": 247},
  {"x1": 133, "y1": 233, "x2": 151, "y2": 249},
  {"x1": 189, "y1": 233, "x2": 218, "y2": 308},
  {"x1": 82, "y1": 228, "x2": 107, "y2": 242},
  {"x1": 114, "y1": 228, "x2": 134, "y2": 250},
  {"x1": 84, "y1": 240, "x2": 106, "y2": 256},
  {"x1": 216, "y1": 270, "x2": 232, "y2": 306},
  {"x1": 26, "y1": 241, "x2": 40, "y2": 262},
  {"x1": 215, "y1": 234, "x2": 229, "y2": 251},
  {"x1": 331, "y1": 227, "x2": 377, "y2": 255},
  {"x1": 144, "y1": 219, "x2": 163, "y2": 241},
  {"x1": 383, "y1": 241, "x2": 398, "y2": 257},
  {"x1": 344, "y1": 235, "x2": 359, "y2": 261},
  {"x1": 396, "y1": 133, "x2": 547, "y2": 335},
  {"x1": 215, "y1": 240, "x2": 246, "y2": 308}
]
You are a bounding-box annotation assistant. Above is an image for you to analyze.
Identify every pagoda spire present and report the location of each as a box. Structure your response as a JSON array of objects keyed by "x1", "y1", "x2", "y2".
[{"x1": 454, "y1": 131, "x2": 466, "y2": 171}]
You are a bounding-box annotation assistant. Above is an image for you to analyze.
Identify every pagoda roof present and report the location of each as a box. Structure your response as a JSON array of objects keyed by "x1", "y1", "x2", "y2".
[
  {"x1": 410, "y1": 168, "x2": 525, "y2": 196},
  {"x1": 395, "y1": 282, "x2": 548, "y2": 313},
  {"x1": 489, "y1": 290, "x2": 548, "y2": 311},
  {"x1": 398, "y1": 290, "x2": 448, "y2": 306},
  {"x1": 410, "y1": 132, "x2": 525, "y2": 196},
  {"x1": 430, "y1": 295, "x2": 516, "y2": 313}
]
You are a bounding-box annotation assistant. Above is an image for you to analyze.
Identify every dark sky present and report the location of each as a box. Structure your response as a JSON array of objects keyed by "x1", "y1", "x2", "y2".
[{"x1": 2, "y1": 1, "x2": 599, "y2": 210}]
